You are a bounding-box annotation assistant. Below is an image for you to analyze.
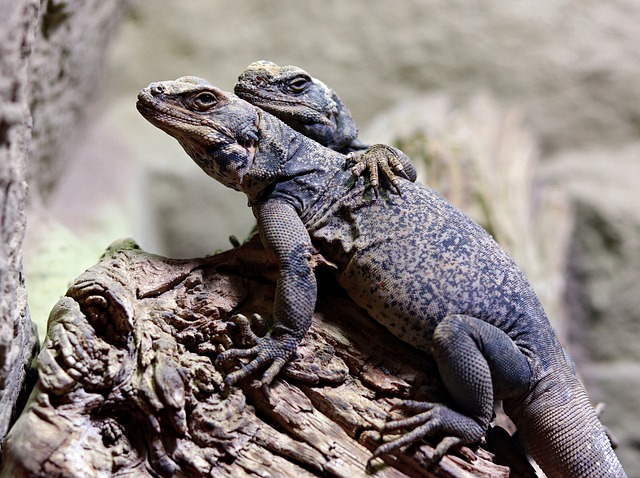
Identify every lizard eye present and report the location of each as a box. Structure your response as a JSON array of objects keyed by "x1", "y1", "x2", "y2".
[
  {"x1": 286, "y1": 76, "x2": 311, "y2": 94},
  {"x1": 192, "y1": 91, "x2": 218, "y2": 111}
]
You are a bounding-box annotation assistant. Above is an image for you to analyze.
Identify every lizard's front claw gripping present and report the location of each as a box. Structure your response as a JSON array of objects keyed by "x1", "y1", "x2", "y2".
[
  {"x1": 347, "y1": 144, "x2": 412, "y2": 197},
  {"x1": 216, "y1": 314, "x2": 299, "y2": 390},
  {"x1": 369, "y1": 400, "x2": 484, "y2": 465}
]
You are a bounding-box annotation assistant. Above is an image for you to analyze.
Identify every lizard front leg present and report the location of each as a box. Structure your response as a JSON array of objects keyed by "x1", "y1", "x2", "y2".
[
  {"x1": 373, "y1": 314, "x2": 532, "y2": 461},
  {"x1": 217, "y1": 199, "x2": 317, "y2": 389},
  {"x1": 348, "y1": 144, "x2": 418, "y2": 197}
]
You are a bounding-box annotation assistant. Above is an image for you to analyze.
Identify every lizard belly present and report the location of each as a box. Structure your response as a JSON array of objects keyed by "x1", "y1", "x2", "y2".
[{"x1": 306, "y1": 181, "x2": 543, "y2": 352}]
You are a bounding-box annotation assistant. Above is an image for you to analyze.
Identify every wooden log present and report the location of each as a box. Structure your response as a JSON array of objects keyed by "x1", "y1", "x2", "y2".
[{"x1": 1, "y1": 238, "x2": 532, "y2": 477}]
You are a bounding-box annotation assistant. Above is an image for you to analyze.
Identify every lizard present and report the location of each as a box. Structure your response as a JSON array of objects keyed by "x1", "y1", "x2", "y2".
[
  {"x1": 234, "y1": 60, "x2": 417, "y2": 196},
  {"x1": 136, "y1": 76, "x2": 628, "y2": 477},
  {"x1": 235, "y1": 60, "x2": 621, "y2": 453}
]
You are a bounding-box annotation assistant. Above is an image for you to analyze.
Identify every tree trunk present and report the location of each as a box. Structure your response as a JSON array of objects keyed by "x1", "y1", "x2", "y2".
[{"x1": 1, "y1": 238, "x2": 535, "y2": 477}]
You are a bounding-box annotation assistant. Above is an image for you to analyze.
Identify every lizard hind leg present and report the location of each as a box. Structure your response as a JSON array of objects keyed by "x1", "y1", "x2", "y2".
[
  {"x1": 372, "y1": 314, "x2": 532, "y2": 462},
  {"x1": 432, "y1": 314, "x2": 532, "y2": 418}
]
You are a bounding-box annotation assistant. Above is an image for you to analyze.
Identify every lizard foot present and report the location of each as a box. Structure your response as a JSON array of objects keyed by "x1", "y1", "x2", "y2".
[
  {"x1": 370, "y1": 400, "x2": 485, "y2": 464},
  {"x1": 216, "y1": 314, "x2": 299, "y2": 390},
  {"x1": 347, "y1": 144, "x2": 412, "y2": 197}
]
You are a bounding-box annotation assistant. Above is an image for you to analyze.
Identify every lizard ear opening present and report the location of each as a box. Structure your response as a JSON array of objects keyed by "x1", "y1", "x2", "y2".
[{"x1": 237, "y1": 110, "x2": 260, "y2": 148}]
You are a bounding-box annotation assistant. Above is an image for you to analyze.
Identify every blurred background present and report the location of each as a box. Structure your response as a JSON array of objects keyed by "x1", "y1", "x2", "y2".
[{"x1": 21, "y1": 0, "x2": 640, "y2": 471}]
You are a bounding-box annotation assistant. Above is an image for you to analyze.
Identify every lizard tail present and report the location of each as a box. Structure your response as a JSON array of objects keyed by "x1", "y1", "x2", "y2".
[{"x1": 508, "y1": 375, "x2": 627, "y2": 478}]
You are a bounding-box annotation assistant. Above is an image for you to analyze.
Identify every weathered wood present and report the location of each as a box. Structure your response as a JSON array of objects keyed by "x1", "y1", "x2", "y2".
[{"x1": 1, "y1": 238, "x2": 529, "y2": 477}]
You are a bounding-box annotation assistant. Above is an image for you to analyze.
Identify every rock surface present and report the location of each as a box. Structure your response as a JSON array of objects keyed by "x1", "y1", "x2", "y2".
[
  {"x1": 0, "y1": 0, "x2": 39, "y2": 456},
  {"x1": 0, "y1": 0, "x2": 41, "y2": 456},
  {"x1": 26, "y1": 0, "x2": 131, "y2": 200},
  {"x1": 0, "y1": 0, "x2": 130, "y2": 460}
]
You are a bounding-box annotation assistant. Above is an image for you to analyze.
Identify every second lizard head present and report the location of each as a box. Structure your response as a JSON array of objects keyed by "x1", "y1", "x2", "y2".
[{"x1": 235, "y1": 61, "x2": 359, "y2": 152}]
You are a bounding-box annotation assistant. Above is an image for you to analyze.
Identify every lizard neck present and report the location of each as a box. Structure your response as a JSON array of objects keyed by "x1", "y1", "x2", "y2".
[{"x1": 245, "y1": 111, "x2": 347, "y2": 209}]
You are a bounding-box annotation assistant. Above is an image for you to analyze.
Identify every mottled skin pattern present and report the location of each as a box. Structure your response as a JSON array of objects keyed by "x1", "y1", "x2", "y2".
[
  {"x1": 137, "y1": 77, "x2": 627, "y2": 478},
  {"x1": 235, "y1": 61, "x2": 417, "y2": 194}
]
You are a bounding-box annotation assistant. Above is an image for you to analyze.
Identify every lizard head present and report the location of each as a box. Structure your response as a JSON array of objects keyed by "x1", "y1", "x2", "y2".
[
  {"x1": 137, "y1": 76, "x2": 261, "y2": 192},
  {"x1": 234, "y1": 61, "x2": 358, "y2": 151}
]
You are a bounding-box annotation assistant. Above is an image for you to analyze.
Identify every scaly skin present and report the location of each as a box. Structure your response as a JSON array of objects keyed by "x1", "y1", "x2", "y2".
[
  {"x1": 137, "y1": 76, "x2": 627, "y2": 477},
  {"x1": 235, "y1": 60, "x2": 417, "y2": 195}
]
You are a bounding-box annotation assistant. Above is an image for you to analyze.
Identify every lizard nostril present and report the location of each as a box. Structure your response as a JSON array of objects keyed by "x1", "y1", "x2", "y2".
[{"x1": 150, "y1": 84, "x2": 164, "y2": 96}]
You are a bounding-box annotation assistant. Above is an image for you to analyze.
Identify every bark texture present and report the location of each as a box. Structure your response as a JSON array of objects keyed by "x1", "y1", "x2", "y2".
[{"x1": 1, "y1": 238, "x2": 533, "y2": 477}]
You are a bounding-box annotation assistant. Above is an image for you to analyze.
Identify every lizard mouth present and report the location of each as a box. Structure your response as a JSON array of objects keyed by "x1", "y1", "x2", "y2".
[
  {"x1": 234, "y1": 84, "x2": 335, "y2": 127},
  {"x1": 136, "y1": 90, "x2": 236, "y2": 146},
  {"x1": 136, "y1": 90, "x2": 195, "y2": 126},
  {"x1": 136, "y1": 90, "x2": 189, "y2": 126},
  {"x1": 135, "y1": 97, "x2": 161, "y2": 122}
]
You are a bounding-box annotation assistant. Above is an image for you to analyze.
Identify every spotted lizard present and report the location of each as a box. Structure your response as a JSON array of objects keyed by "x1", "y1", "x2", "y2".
[{"x1": 137, "y1": 76, "x2": 627, "y2": 477}]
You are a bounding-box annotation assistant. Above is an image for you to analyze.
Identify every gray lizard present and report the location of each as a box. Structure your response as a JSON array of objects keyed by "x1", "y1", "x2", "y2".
[
  {"x1": 235, "y1": 60, "x2": 417, "y2": 195},
  {"x1": 137, "y1": 76, "x2": 627, "y2": 477}
]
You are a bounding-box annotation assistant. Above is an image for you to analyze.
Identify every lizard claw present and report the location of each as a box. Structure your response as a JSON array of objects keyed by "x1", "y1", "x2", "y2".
[
  {"x1": 225, "y1": 313, "x2": 264, "y2": 347},
  {"x1": 348, "y1": 144, "x2": 414, "y2": 197}
]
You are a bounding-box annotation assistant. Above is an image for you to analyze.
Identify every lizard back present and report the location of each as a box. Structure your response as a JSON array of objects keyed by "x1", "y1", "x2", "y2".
[{"x1": 301, "y1": 170, "x2": 561, "y2": 371}]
